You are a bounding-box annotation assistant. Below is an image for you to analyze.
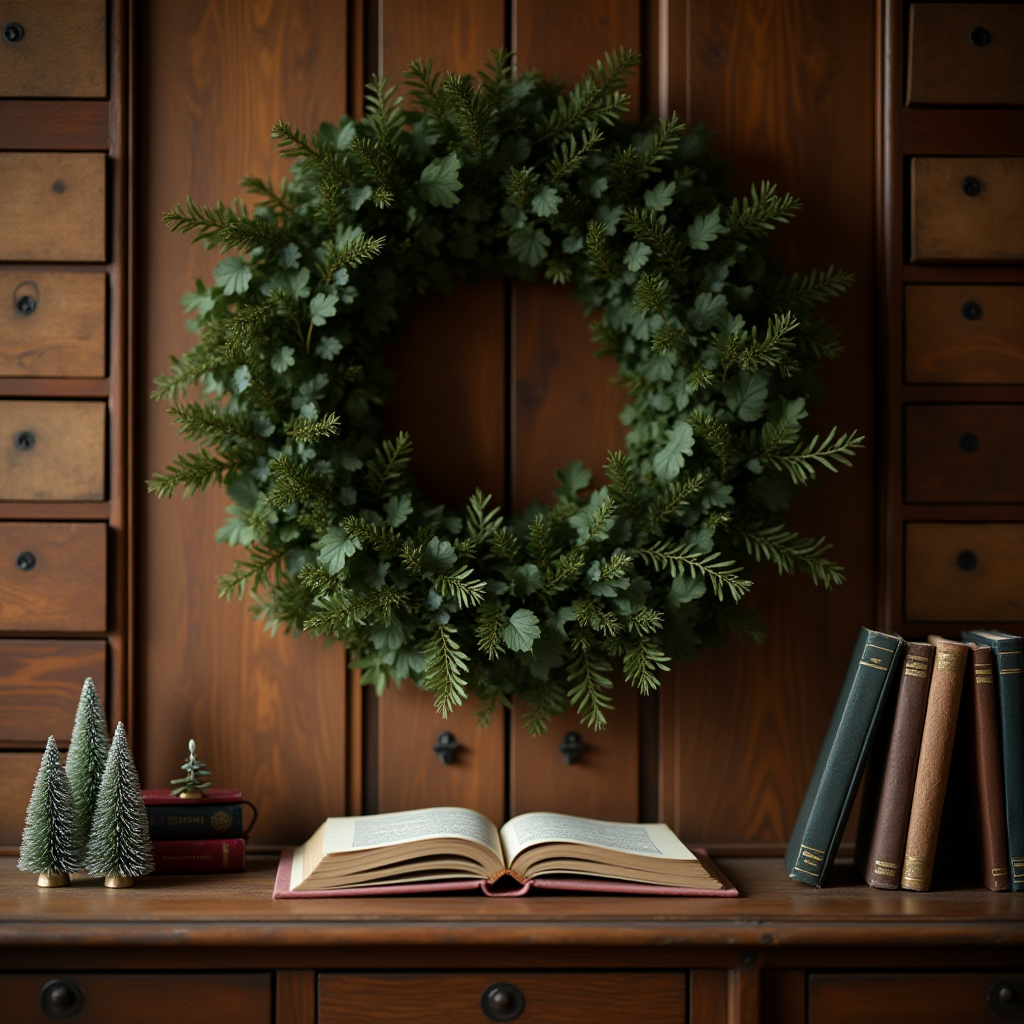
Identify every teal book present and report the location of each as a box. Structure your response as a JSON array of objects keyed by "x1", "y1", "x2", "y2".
[
  {"x1": 786, "y1": 628, "x2": 905, "y2": 887},
  {"x1": 962, "y1": 629, "x2": 1023, "y2": 892}
]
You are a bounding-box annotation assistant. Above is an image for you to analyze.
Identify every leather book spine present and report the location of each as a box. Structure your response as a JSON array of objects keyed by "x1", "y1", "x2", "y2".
[
  {"x1": 901, "y1": 640, "x2": 969, "y2": 891},
  {"x1": 786, "y1": 628, "x2": 904, "y2": 887},
  {"x1": 859, "y1": 642, "x2": 935, "y2": 889},
  {"x1": 969, "y1": 645, "x2": 1010, "y2": 891},
  {"x1": 152, "y1": 838, "x2": 246, "y2": 874},
  {"x1": 145, "y1": 802, "x2": 244, "y2": 840}
]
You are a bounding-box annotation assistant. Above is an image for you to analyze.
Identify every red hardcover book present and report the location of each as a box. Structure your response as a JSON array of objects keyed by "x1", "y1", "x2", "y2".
[
  {"x1": 152, "y1": 838, "x2": 246, "y2": 874},
  {"x1": 142, "y1": 788, "x2": 243, "y2": 805}
]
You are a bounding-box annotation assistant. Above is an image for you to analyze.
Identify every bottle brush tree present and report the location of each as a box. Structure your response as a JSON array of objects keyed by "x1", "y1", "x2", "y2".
[
  {"x1": 65, "y1": 677, "x2": 110, "y2": 837},
  {"x1": 85, "y1": 721, "x2": 154, "y2": 888},
  {"x1": 18, "y1": 736, "x2": 84, "y2": 887}
]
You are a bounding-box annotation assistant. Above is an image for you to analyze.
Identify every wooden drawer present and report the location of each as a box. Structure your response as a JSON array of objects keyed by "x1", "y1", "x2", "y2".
[
  {"x1": 907, "y1": 4, "x2": 1024, "y2": 106},
  {"x1": 0, "y1": 152, "x2": 106, "y2": 262},
  {"x1": 905, "y1": 522, "x2": 1024, "y2": 622},
  {"x1": 905, "y1": 284, "x2": 1024, "y2": 384},
  {"x1": 0, "y1": 400, "x2": 105, "y2": 500},
  {"x1": 910, "y1": 158, "x2": 1024, "y2": 263},
  {"x1": 809, "y1": 972, "x2": 1024, "y2": 1024},
  {"x1": 905, "y1": 405, "x2": 1024, "y2": 503},
  {"x1": 0, "y1": 0, "x2": 106, "y2": 98},
  {"x1": 0, "y1": 270, "x2": 106, "y2": 378},
  {"x1": 0, "y1": 522, "x2": 106, "y2": 632},
  {"x1": 0, "y1": 973, "x2": 271, "y2": 1024},
  {"x1": 0, "y1": 751, "x2": 46, "y2": 847},
  {"x1": 319, "y1": 972, "x2": 687, "y2": 1024},
  {"x1": 0, "y1": 639, "x2": 105, "y2": 747}
]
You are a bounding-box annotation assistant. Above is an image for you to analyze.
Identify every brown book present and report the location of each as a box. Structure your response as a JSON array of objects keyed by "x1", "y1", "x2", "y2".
[
  {"x1": 966, "y1": 644, "x2": 1011, "y2": 891},
  {"x1": 901, "y1": 637, "x2": 969, "y2": 890},
  {"x1": 856, "y1": 642, "x2": 935, "y2": 888}
]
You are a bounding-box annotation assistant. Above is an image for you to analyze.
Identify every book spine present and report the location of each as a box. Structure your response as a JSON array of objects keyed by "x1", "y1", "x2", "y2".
[
  {"x1": 145, "y1": 802, "x2": 243, "y2": 840},
  {"x1": 860, "y1": 643, "x2": 935, "y2": 889},
  {"x1": 970, "y1": 646, "x2": 1010, "y2": 892},
  {"x1": 995, "y1": 643, "x2": 1024, "y2": 891},
  {"x1": 901, "y1": 642, "x2": 969, "y2": 890},
  {"x1": 787, "y1": 630, "x2": 903, "y2": 887},
  {"x1": 152, "y1": 838, "x2": 246, "y2": 874}
]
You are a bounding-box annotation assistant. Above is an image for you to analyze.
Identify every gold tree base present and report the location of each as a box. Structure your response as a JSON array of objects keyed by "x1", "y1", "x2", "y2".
[
  {"x1": 37, "y1": 871, "x2": 70, "y2": 888},
  {"x1": 177, "y1": 789, "x2": 205, "y2": 800},
  {"x1": 104, "y1": 873, "x2": 135, "y2": 888}
]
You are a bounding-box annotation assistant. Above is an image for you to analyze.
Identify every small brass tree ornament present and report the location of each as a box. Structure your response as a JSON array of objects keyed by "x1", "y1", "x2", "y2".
[{"x1": 171, "y1": 739, "x2": 211, "y2": 799}]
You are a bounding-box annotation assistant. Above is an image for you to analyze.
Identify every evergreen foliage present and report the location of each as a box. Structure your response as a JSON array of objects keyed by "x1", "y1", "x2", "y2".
[
  {"x1": 64, "y1": 677, "x2": 110, "y2": 835},
  {"x1": 170, "y1": 739, "x2": 212, "y2": 796},
  {"x1": 18, "y1": 736, "x2": 84, "y2": 877},
  {"x1": 84, "y1": 722, "x2": 154, "y2": 881},
  {"x1": 152, "y1": 49, "x2": 863, "y2": 733}
]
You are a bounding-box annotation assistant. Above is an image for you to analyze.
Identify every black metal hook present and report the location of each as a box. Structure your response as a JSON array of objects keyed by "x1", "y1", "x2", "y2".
[
  {"x1": 559, "y1": 732, "x2": 586, "y2": 765},
  {"x1": 432, "y1": 731, "x2": 460, "y2": 765}
]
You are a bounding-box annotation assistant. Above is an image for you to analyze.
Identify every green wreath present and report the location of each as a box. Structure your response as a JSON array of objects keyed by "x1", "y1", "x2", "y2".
[{"x1": 151, "y1": 50, "x2": 862, "y2": 733}]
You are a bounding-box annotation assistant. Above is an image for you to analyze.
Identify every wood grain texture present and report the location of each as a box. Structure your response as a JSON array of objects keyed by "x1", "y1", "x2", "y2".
[
  {"x1": 903, "y1": 109, "x2": 1024, "y2": 158},
  {"x1": 319, "y1": 971, "x2": 687, "y2": 1024},
  {"x1": 377, "y1": 683, "x2": 505, "y2": 823},
  {"x1": 808, "y1": 972, "x2": 1024, "y2": 1024},
  {"x1": 907, "y1": 3, "x2": 1024, "y2": 107},
  {"x1": 659, "y1": 0, "x2": 877, "y2": 846},
  {"x1": 0, "y1": 752, "x2": 43, "y2": 847},
  {"x1": 911, "y1": 157, "x2": 1024, "y2": 263},
  {"x1": 761, "y1": 970, "x2": 806, "y2": 1024},
  {"x1": 0, "y1": 100, "x2": 108, "y2": 150},
  {"x1": 0, "y1": 153, "x2": 106, "y2": 262},
  {"x1": 0, "y1": 522, "x2": 106, "y2": 632},
  {"x1": 0, "y1": 972, "x2": 271, "y2": 1024},
  {"x1": 905, "y1": 522, "x2": 1024, "y2": 623},
  {"x1": 0, "y1": 0, "x2": 107, "y2": 98},
  {"x1": 905, "y1": 405, "x2": 1024, "y2": 504},
  {"x1": 905, "y1": 285, "x2": 1024, "y2": 385},
  {"x1": 509, "y1": 689, "x2": 639, "y2": 820},
  {"x1": 0, "y1": 640, "x2": 106, "y2": 748},
  {"x1": 276, "y1": 970, "x2": 315, "y2": 1024},
  {"x1": 0, "y1": 271, "x2": 106, "y2": 379},
  {"x1": 135, "y1": 0, "x2": 352, "y2": 845},
  {"x1": 690, "y1": 969, "x2": 729, "y2": 1024},
  {"x1": 0, "y1": 401, "x2": 105, "y2": 501}
]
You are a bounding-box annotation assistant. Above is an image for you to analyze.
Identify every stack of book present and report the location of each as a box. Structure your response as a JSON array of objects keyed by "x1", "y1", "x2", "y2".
[
  {"x1": 786, "y1": 627, "x2": 1021, "y2": 891},
  {"x1": 141, "y1": 788, "x2": 249, "y2": 874}
]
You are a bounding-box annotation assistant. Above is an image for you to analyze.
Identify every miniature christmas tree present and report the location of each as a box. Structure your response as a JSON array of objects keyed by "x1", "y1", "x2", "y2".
[
  {"x1": 85, "y1": 721, "x2": 154, "y2": 888},
  {"x1": 18, "y1": 736, "x2": 84, "y2": 887},
  {"x1": 170, "y1": 738, "x2": 211, "y2": 799},
  {"x1": 65, "y1": 677, "x2": 110, "y2": 837}
]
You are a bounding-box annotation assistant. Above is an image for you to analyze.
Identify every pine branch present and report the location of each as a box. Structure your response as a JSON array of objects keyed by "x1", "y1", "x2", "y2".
[
  {"x1": 433, "y1": 565, "x2": 487, "y2": 609},
  {"x1": 619, "y1": 635, "x2": 671, "y2": 695},
  {"x1": 726, "y1": 181, "x2": 801, "y2": 238},
  {"x1": 720, "y1": 312, "x2": 799, "y2": 376},
  {"x1": 366, "y1": 432, "x2": 413, "y2": 498},
  {"x1": 566, "y1": 633, "x2": 614, "y2": 730},
  {"x1": 542, "y1": 549, "x2": 587, "y2": 595},
  {"x1": 163, "y1": 197, "x2": 289, "y2": 253},
  {"x1": 761, "y1": 427, "x2": 864, "y2": 485},
  {"x1": 475, "y1": 601, "x2": 507, "y2": 660},
  {"x1": 607, "y1": 114, "x2": 684, "y2": 193},
  {"x1": 217, "y1": 544, "x2": 287, "y2": 599},
  {"x1": 621, "y1": 207, "x2": 688, "y2": 278},
  {"x1": 466, "y1": 489, "x2": 504, "y2": 544},
  {"x1": 168, "y1": 402, "x2": 263, "y2": 444},
  {"x1": 286, "y1": 411, "x2": 340, "y2": 443},
  {"x1": 636, "y1": 540, "x2": 752, "y2": 602},
  {"x1": 147, "y1": 449, "x2": 234, "y2": 498},
  {"x1": 731, "y1": 521, "x2": 845, "y2": 588},
  {"x1": 520, "y1": 677, "x2": 568, "y2": 736},
  {"x1": 632, "y1": 271, "x2": 673, "y2": 317},
  {"x1": 774, "y1": 265, "x2": 853, "y2": 312},
  {"x1": 642, "y1": 471, "x2": 708, "y2": 534},
  {"x1": 423, "y1": 624, "x2": 470, "y2": 716},
  {"x1": 304, "y1": 585, "x2": 408, "y2": 635},
  {"x1": 342, "y1": 517, "x2": 404, "y2": 557},
  {"x1": 547, "y1": 126, "x2": 604, "y2": 183}
]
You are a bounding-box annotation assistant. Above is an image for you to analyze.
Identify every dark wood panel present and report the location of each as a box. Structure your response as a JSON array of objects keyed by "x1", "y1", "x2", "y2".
[
  {"x1": 0, "y1": 153, "x2": 106, "y2": 263},
  {"x1": 808, "y1": 973, "x2": 1024, "y2": 1024},
  {"x1": 0, "y1": 271, "x2": 106, "y2": 378},
  {"x1": 0, "y1": 973, "x2": 271, "y2": 1024},
  {"x1": 0, "y1": 0, "x2": 107, "y2": 99},
  {"x1": 689, "y1": 969, "x2": 729, "y2": 1024},
  {"x1": 0, "y1": 751, "x2": 43, "y2": 847},
  {"x1": 905, "y1": 284, "x2": 1024, "y2": 385},
  {"x1": 137, "y1": 0, "x2": 352, "y2": 845},
  {"x1": 277, "y1": 970, "x2": 316, "y2": 1024},
  {"x1": 905, "y1": 522, "x2": 1024, "y2": 622},
  {"x1": 762, "y1": 969, "x2": 806, "y2": 1024},
  {"x1": 0, "y1": 100, "x2": 109, "y2": 150},
  {"x1": 0, "y1": 639, "x2": 106, "y2": 748},
  {"x1": 910, "y1": 157, "x2": 1024, "y2": 263},
  {"x1": 660, "y1": 0, "x2": 877, "y2": 844},
  {"x1": 319, "y1": 972, "x2": 687, "y2": 1024},
  {"x1": 0, "y1": 522, "x2": 106, "y2": 632},
  {"x1": 903, "y1": 109, "x2": 1024, "y2": 157},
  {"x1": 0, "y1": 501, "x2": 110, "y2": 521},
  {"x1": 0, "y1": 401, "x2": 105, "y2": 501},
  {"x1": 905, "y1": 405, "x2": 1024, "y2": 503},
  {"x1": 377, "y1": 683, "x2": 505, "y2": 824}
]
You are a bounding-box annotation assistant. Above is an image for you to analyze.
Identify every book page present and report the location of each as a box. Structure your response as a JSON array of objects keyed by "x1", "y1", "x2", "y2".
[{"x1": 323, "y1": 807, "x2": 502, "y2": 857}]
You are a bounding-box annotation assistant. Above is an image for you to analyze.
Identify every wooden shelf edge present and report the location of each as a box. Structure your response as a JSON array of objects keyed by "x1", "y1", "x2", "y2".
[
  {"x1": 0, "y1": 100, "x2": 109, "y2": 150},
  {"x1": 904, "y1": 265, "x2": 1024, "y2": 283},
  {"x1": 0, "y1": 380, "x2": 110, "y2": 398},
  {"x1": 903, "y1": 108, "x2": 1024, "y2": 156},
  {"x1": 0, "y1": 502, "x2": 111, "y2": 520}
]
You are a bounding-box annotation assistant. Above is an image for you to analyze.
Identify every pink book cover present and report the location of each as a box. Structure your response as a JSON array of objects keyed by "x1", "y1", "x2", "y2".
[
  {"x1": 272, "y1": 847, "x2": 738, "y2": 899},
  {"x1": 142, "y1": 788, "x2": 243, "y2": 805}
]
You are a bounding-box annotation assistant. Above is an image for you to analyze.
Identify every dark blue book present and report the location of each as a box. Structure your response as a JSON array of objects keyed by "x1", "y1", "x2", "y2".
[
  {"x1": 962, "y1": 629, "x2": 1023, "y2": 892},
  {"x1": 786, "y1": 627, "x2": 905, "y2": 887}
]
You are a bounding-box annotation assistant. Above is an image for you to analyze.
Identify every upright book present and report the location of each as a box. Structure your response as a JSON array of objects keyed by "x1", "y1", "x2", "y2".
[
  {"x1": 855, "y1": 641, "x2": 935, "y2": 889},
  {"x1": 786, "y1": 627, "x2": 904, "y2": 887},
  {"x1": 962, "y1": 629, "x2": 1023, "y2": 892}
]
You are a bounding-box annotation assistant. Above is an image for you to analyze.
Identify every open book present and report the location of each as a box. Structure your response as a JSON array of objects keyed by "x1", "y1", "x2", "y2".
[{"x1": 273, "y1": 807, "x2": 737, "y2": 898}]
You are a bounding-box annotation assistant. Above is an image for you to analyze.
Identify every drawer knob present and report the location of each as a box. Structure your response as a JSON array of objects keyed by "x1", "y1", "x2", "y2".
[
  {"x1": 970, "y1": 25, "x2": 992, "y2": 47},
  {"x1": 15, "y1": 293, "x2": 37, "y2": 315},
  {"x1": 962, "y1": 176, "x2": 982, "y2": 197},
  {"x1": 15, "y1": 430, "x2": 35, "y2": 450},
  {"x1": 16, "y1": 551, "x2": 36, "y2": 571},
  {"x1": 2, "y1": 21, "x2": 24, "y2": 43},
  {"x1": 432, "y1": 731, "x2": 459, "y2": 765},
  {"x1": 559, "y1": 731, "x2": 586, "y2": 765},
  {"x1": 959, "y1": 432, "x2": 979, "y2": 453},
  {"x1": 988, "y1": 978, "x2": 1024, "y2": 1018},
  {"x1": 962, "y1": 300, "x2": 983, "y2": 321},
  {"x1": 956, "y1": 550, "x2": 978, "y2": 571},
  {"x1": 40, "y1": 978, "x2": 84, "y2": 1019},
  {"x1": 481, "y1": 982, "x2": 525, "y2": 1022}
]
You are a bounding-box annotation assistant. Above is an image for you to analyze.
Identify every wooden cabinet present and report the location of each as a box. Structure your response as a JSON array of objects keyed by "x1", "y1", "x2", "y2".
[
  {"x1": 0, "y1": 271, "x2": 106, "y2": 378},
  {"x1": 907, "y1": 3, "x2": 1024, "y2": 107}
]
